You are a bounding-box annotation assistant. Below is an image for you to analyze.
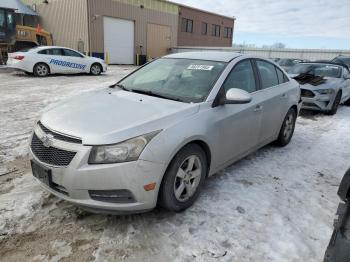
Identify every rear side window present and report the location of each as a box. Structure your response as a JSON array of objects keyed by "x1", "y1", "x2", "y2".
[
  {"x1": 39, "y1": 49, "x2": 63, "y2": 56},
  {"x1": 223, "y1": 59, "x2": 257, "y2": 93},
  {"x1": 256, "y1": 60, "x2": 279, "y2": 89},
  {"x1": 276, "y1": 67, "x2": 289, "y2": 84}
]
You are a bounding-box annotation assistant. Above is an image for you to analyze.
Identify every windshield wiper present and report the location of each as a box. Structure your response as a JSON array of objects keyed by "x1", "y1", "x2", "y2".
[
  {"x1": 109, "y1": 83, "x2": 131, "y2": 91},
  {"x1": 130, "y1": 89, "x2": 183, "y2": 102}
]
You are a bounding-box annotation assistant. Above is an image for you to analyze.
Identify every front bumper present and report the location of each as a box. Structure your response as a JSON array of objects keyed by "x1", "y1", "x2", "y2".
[
  {"x1": 29, "y1": 125, "x2": 166, "y2": 213},
  {"x1": 301, "y1": 90, "x2": 335, "y2": 111}
]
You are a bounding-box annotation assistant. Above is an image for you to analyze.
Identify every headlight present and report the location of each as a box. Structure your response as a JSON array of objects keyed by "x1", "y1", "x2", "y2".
[
  {"x1": 88, "y1": 130, "x2": 161, "y2": 164},
  {"x1": 315, "y1": 89, "x2": 334, "y2": 95}
]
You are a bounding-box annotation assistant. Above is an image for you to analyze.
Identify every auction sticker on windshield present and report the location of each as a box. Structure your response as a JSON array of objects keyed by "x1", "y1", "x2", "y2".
[{"x1": 187, "y1": 65, "x2": 214, "y2": 70}]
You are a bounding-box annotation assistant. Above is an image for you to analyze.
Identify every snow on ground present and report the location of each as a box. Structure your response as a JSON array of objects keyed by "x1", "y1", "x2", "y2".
[{"x1": 1, "y1": 67, "x2": 350, "y2": 261}]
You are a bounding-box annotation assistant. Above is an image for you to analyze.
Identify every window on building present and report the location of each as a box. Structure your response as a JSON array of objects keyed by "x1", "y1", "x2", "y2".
[
  {"x1": 212, "y1": 24, "x2": 220, "y2": 37},
  {"x1": 181, "y1": 18, "x2": 193, "y2": 33},
  {"x1": 224, "y1": 27, "x2": 233, "y2": 38},
  {"x1": 202, "y1": 22, "x2": 207, "y2": 35}
]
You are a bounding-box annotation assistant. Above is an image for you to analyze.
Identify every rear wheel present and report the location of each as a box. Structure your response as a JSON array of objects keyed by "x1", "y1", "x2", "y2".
[
  {"x1": 344, "y1": 97, "x2": 350, "y2": 106},
  {"x1": 159, "y1": 144, "x2": 207, "y2": 212},
  {"x1": 275, "y1": 108, "x2": 297, "y2": 147},
  {"x1": 33, "y1": 63, "x2": 49, "y2": 77},
  {"x1": 326, "y1": 91, "x2": 342, "y2": 115},
  {"x1": 90, "y1": 63, "x2": 102, "y2": 76}
]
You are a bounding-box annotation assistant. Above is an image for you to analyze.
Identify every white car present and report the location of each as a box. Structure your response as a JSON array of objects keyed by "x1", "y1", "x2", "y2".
[{"x1": 7, "y1": 46, "x2": 107, "y2": 77}]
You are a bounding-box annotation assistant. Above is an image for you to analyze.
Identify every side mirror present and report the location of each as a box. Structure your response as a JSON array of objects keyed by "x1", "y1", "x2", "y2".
[{"x1": 225, "y1": 88, "x2": 252, "y2": 104}]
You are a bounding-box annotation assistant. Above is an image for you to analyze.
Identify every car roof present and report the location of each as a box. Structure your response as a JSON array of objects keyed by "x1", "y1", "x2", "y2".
[
  {"x1": 35, "y1": 46, "x2": 72, "y2": 50},
  {"x1": 164, "y1": 51, "x2": 242, "y2": 62}
]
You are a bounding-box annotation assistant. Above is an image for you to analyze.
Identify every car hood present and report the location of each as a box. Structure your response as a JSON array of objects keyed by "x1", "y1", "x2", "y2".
[
  {"x1": 40, "y1": 88, "x2": 199, "y2": 144},
  {"x1": 289, "y1": 74, "x2": 343, "y2": 90}
]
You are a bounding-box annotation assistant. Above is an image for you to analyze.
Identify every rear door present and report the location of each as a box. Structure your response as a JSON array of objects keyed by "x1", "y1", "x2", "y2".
[
  {"x1": 37, "y1": 48, "x2": 65, "y2": 73},
  {"x1": 254, "y1": 59, "x2": 290, "y2": 144}
]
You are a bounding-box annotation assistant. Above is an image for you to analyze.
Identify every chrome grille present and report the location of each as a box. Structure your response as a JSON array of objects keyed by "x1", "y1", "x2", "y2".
[
  {"x1": 38, "y1": 121, "x2": 82, "y2": 144},
  {"x1": 31, "y1": 133, "x2": 76, "y2": 166}
]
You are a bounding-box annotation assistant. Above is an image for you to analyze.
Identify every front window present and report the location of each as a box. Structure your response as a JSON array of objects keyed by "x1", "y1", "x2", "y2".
[
  {"x1": 289, "y1": 64, "x2": 342, "y2": 78},
  {"x1": 118, "y1": 58, "x2": 227, "y2": 103},
  {"x1": 63, "y1": 49, "x2": 84, "y2": 57},
  {"x1": 0, "y1": 10, "x2": 5, "y2": 28},
  {"x1": 6, "y1": 12, "x2": 14, "y2": 30}
]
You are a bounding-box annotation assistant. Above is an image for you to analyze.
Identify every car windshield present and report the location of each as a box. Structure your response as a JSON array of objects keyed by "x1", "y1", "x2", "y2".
[
  {"x1": 289, "y1": 63, "x2": 342, "y2": 78},
  {"x1": 118, "y1": 58, "x2": 227, "y2": 103},
  {"x1": 278, "y1": 59, "x2": 296, "y2": 66},
  {"x1": 332, "y1": 57, "x2": 350, "y2": 66}
]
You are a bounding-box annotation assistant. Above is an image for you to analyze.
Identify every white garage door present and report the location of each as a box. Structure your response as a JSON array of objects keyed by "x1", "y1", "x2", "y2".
[{"x1": 103, "y1": 17, "x2": 134, "y2": 64}]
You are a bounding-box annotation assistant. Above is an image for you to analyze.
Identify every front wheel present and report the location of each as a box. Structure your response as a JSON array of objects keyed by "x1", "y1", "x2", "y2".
[
  {"x1": 275, "y1": 108, "x2": 297, "y2": 147},
  {"x1": 158, "y1": 144, "x2": 207, "y2": 212},
  {"x1": 90, "y1": 63, "x2": 102, "y2": 76},
  {"x1": 326, "y1": 91, "x2": 342, "y2": 115}
]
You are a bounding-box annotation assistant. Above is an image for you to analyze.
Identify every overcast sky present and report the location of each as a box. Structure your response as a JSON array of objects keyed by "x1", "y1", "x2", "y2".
[{"x1": 174, "y1": 0, "x2": 350, "y2": 49}]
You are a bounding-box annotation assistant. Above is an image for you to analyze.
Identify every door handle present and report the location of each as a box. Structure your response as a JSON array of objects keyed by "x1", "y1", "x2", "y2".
[
  {"x1": 281, "y1": 93, "x2": 287, "y2": 99},
  {"x1": 254, "y1": 105, "x2": 263, "y2": 112}
]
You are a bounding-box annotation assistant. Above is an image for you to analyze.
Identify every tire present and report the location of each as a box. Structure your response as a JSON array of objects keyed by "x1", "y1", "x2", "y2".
[
  {"x1": 90, "y1": 63, "x2": 102, "y2": 76},
  {"x1": 33, "y1": 63, "x2": 49, "y2": 77},
  {"x1": 275, "y1": 108, "x2": 297, "y2": 147},
  {"x1": 158, "y1": 144, "x2": 207, "y2": 212},
  {"x1": 326, "y1": 91, "x2": 342, "y2": 115},
  {"x1": 345, "y1": 98, "x2": 350, "y2": 107}
]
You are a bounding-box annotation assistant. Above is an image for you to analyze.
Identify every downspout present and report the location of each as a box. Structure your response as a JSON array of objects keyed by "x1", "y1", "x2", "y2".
[{"x1": 86, "y1": 0, "x2": 91, "y2": 56}]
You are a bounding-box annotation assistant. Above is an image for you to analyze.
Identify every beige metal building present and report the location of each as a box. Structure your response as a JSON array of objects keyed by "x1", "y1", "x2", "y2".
[{"x1": 21, "y1": 0, "x2": 234, "y2": 64}]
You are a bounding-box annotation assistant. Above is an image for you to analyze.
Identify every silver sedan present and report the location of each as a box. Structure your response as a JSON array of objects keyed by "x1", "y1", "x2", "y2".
[{"x1": 29, "y1": 52, "x2": 301, "y2": 214}]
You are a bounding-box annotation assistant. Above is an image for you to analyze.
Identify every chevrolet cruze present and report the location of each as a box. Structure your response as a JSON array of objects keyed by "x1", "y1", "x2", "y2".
[{"x1": 30, "y1": 52, "x2": 301, "y2": 213}]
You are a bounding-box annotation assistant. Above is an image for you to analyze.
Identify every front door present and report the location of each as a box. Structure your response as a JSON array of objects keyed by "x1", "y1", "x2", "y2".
[{"x1": 211, "y1": 59, "x2": 263, "y2": 166}]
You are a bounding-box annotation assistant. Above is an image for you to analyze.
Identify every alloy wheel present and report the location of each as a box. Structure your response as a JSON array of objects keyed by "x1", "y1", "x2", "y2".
[
  {"x1": 174, "y1": 155, "x2": 202, "y2": 202},
  {"x1": 283, "y1": 112, "x2": 295, "y2": 139},
  {"x1": 91, "y1": 64, "x2": 101, "y2": 75},
  {"x1": 36, "y1": 65, "x2": 48, "y2": 76}
]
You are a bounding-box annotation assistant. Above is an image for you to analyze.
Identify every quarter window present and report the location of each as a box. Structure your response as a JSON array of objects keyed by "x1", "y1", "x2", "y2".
[
  {"x1": 256, "y1": 60, "x2": 279, "y2": 89},
  {"x1": 181, "y1": 18, "x2": 193, "y2": 33},
  {"x1": 223, "y1": 60, "x2": 257, "y2": 93}
]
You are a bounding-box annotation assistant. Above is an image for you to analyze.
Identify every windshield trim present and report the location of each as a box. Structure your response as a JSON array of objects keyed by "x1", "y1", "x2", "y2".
[{"x1": 115, "y1": 58, "x2": 228, "y2": 104}]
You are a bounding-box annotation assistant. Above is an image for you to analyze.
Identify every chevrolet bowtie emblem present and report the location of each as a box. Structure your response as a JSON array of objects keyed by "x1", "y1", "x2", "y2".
[{"x1": 40, "y1": 133, "x2": 54, "y2": 148}]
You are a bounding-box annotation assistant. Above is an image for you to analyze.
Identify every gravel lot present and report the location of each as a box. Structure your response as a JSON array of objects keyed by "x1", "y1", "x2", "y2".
[{"x1": 1, "y1": 67, "x2": 350, "y2": 262}]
